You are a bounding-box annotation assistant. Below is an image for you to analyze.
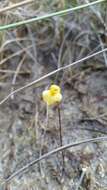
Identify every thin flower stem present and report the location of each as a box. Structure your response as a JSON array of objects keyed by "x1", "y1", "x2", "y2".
[
  {"x1": 46, "y1": 104, "x2": 49, "y2": 127},
  {"x1": 58, "y1": 105, "x2": 65, "y2": 173}
]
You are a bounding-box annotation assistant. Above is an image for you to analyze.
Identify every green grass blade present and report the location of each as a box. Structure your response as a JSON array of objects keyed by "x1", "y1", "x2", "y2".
[{"x1": 0, "y1": 0, "x2": 106, "y2": 31}]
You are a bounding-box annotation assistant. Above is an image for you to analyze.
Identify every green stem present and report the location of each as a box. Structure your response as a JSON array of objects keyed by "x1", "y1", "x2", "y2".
[{"x1": 0, "y1": 0, "x2": 106, "y2": 31}]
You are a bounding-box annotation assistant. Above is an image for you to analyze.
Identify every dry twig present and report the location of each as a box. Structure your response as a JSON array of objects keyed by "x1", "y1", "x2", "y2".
[
  {"x1": 4, "y1": 136, "x2": 107, "y2": 183},
  {"x1": 0, "y1": 48, "x2": 107, "y2": 105}
]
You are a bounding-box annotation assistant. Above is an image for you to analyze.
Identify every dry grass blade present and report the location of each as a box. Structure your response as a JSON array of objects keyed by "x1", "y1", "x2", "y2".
[
  {"x1": 0, "y1": 48, "x2": 107, "y2": 105},
  {"x1": 11, "y1": 54, "x2": 26, "y2": 99},
  {"x1": 4, "y1": 136, "x2": 107, "y2": 183},
  {"x1": 0, "y1": 45, "x2": 32, "y2": 66},
  {"x1": 0, "y1": 69, "x2": 30, "y2": 74},
  {"x1": 0, "y1": 38, "x2": 30, "y2": 51},
  {"x1": 76, "y1": 168, "x2": 87, "y2": 190},
  {"x1": 0, "y1": 0, "x2": 34, "y2": 14},
  {"x1": 98, "y1": 35, "x2": 107, "y2": 66}
]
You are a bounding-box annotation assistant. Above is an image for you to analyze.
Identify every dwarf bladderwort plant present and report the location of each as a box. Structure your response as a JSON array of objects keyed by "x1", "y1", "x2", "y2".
[{"x1": 42, "y1": 84, "x2": 65, "y2": 174}]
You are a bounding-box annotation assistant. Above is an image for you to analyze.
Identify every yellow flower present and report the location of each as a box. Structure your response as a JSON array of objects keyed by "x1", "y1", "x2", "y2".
[{"x1": 42, "y1": 84, "x2": 62, "y2": 105}]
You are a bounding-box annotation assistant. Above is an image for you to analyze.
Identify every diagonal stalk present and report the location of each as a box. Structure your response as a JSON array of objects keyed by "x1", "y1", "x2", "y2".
[
  {"x1": 5, "y1": 136, "x2": 107, "y2": 183},
  {"x1": 0, "y1": 0, "x2": 106, "y2": 31}
]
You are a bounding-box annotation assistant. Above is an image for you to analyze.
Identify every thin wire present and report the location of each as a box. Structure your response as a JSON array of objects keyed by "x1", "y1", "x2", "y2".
[
  {"x1": 0, "y1": 0, "x2": 106, "y2": 31},
  {"x1": 0, "y1": 48, "x2": 107, "y2": 105}
]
